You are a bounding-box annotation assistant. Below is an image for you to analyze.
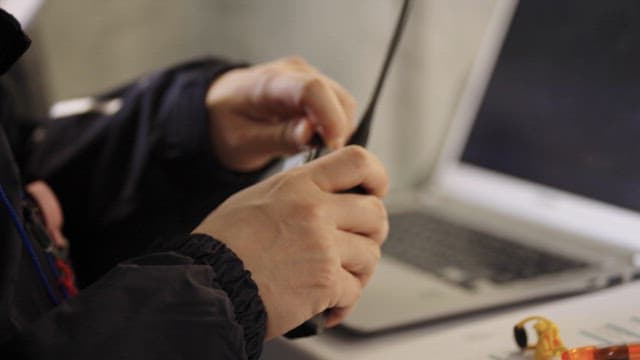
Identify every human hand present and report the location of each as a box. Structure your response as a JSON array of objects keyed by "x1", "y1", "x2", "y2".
[
  {"x1": 25, "y1": 181, "x2": 68, "y2": 250},
  {"x1": 205, "y1": 57, "x2": 357, "y2": 172},
  {"x1": 192, "y1": 146, "x2": 389, "y2": 339}
]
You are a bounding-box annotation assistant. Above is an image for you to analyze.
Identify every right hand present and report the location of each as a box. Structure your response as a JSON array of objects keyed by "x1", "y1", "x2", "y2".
[
  {"x1": 206, "y1": 56, "x2": 357, "y2": 172},
  {"x1": 193, "y1": 145, "x2": 389, "y2": 340}
]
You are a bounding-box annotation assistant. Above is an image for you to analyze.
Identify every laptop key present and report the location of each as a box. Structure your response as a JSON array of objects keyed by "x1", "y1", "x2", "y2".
[{"x1": 382, "y1": 211, "x2": 589, "y2": 288}]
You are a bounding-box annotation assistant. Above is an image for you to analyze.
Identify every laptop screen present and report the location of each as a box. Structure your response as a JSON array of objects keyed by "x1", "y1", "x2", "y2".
[{"x1": 461, "y1": 0, "x2": 640, "y2": 212}]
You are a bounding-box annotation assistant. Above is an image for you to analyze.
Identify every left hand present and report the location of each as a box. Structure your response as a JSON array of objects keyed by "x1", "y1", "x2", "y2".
[
  {"x1": 205, "y1": 56, "x2": 357, "y2": 172},
  {"x1": 192, "y1": 146, "x2": 389, "y2": 338}
]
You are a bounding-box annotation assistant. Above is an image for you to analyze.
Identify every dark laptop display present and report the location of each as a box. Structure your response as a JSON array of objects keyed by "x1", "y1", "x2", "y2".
[{"x1": 462, "y1": 0, "x2": 640, "y2": 212}]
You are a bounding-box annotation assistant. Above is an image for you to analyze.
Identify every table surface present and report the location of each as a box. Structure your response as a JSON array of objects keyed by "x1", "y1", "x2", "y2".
[{"x1": 261, "y1": 282, "x2": 640, "y2": 360}]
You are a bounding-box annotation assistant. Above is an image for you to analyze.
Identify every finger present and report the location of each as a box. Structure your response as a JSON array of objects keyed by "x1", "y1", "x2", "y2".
[
  {"x1": 330, "y1": 194, "x2": 389, "y2": 244},
  {"x1": 335, "y1": 231, "x2": 382, "y2": 283},
  {"x1": 324, "y1": 305, "x2": 355, "y2": 328},
  {"x1": 282, "y1": 117, "x2": 315, "y2": 151},
  {"x1": 323, "y1": 269, "x2": 361, "y2": 328},
  {"x1": 324, "y1": 76, "x2": 357, "y2": 130},
  {"x1": 278, "y1": 58, "x2": 357, "y2": 132},
  {"x1": 298, "y1": 76, "x2": 351, "y2": 149},
  {"x1": 332, "y1": 267, "x2": 363, "y2": 310},
  {"x1": 249, "y1": 117, "x2": 315, "y2": 155},
  {"x1": 278, "y1": 57, "x2": 357, "y2": 130},
  {"x1": 254, "y1": 71, "x2": 351, "y2": 149},
  {"x1": 26, "y1": 181, "x2": 64, "y2": 229},
  {"x1": 310, "y1": 146, "x2": 389, "y2": 197}
]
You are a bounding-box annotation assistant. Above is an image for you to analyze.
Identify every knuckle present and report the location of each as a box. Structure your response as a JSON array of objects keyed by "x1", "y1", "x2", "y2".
[
  {"x1": 295, "y1": 200, "x2": 325, "y2": 223},
  {"x1": 344, "y1": 145, "x2": 371, "y2": 169},
  {"x1": 307, "y1": 229, "x2": 333, "y2": 253},
  {"x1": 294, "y1": 75, "x2": 325, "y2": 109},
  {"x1": 259, "y1": 67, "x2": 281, "y2": 83},
  {"x1": 379, "y1": 217, "x2": 390, "y2": 244},
  {"x1": 223, "y1": 128, "x2": 251, "y2": 149},
  {"x1": 368, "y1": 239, "x2": 382, "y2": 262},
  {"x1": 275, "y1": 167, "x2": 310, "y2": 190},
  {"x1": 302, "y1": 76, "x2": 326, "y2": 95},
  {"x1": 257, "y1": 61, "x2": 278, "y2": 75},
  {"x1": 370, "y1": 198, "x2": 390, "y2": 243},
  {"x1": 348, "y1": 285, "x2": 363, "y2": 306},
  {"x1": 283, "y1": 55, "x2": 308, "y2": 66},
  {"x1": 270, "y1": 171, "x2": 297, "y2": 193},
  {"x1": 313, "y1": 261, "x2": 339, "y2": 291},
  {"x1": 360, "y1": 243, "x2": 381, "y2": 272},
  {"x1": 370, "y1": 196, "x2": 387, "y2": 219},
  {"x1": 249, "y1": 67, "x2": 278, "y2": 103}
]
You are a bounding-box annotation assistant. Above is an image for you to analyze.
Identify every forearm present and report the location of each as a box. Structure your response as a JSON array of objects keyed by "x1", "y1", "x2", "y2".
[
  {"x1": 24, "y1": 58, "x2": 268, "y2": 286},
  {"x1": 26, "y1": 58, "x2": 245, "y2": 225},
  {"x1": 3, "y1": 235, "x2": 266, "y2": 360}
]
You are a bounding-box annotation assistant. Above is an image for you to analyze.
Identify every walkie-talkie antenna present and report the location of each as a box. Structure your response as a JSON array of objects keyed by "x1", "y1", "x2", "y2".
[
  {"x1": 307, "y1": 0, "x2": 413, "y2": 161},
  {"x1": 286, "y1": 0, "x2": 414, "y2": 339},
  {"x1": 349, "y1": 0, "x2": 413, "y2": 148}
]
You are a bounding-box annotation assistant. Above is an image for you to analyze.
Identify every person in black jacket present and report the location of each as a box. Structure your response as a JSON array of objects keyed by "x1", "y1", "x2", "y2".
[{"x1": 0, "y1": 8, "x2": 389, "y2": 360}]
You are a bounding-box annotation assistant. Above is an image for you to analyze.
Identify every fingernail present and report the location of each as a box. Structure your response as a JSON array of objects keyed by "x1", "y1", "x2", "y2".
[{"x1": 292, "y1": 121, "x2": 308, "y2": 148}]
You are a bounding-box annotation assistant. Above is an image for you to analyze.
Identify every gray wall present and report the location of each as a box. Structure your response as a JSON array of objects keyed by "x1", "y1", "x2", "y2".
[{"x1": 32, "y1": 0, "x2": 497, "y2": 187}]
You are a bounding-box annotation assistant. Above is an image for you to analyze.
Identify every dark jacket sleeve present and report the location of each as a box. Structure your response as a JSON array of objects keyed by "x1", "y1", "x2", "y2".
[
  {"x1": 2, "y1": 11, "x2": 268, "y2": 359},
  {"x1": 6, "y1": 233, "x2": 267, "y2": 360},
  {"x1": 25, "y1": 59, "x2": 265, "y2": 287}
]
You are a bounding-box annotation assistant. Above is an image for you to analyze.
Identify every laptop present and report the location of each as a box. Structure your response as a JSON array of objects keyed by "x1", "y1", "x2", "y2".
[{"x1": 342, "y1": 0, "x2": 640, "y2": 334}]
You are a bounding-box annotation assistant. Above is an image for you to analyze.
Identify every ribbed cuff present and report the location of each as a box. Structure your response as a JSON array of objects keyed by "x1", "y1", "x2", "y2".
[{"x1": 170, "y1": 233, "x2": 267, "y2": 360}]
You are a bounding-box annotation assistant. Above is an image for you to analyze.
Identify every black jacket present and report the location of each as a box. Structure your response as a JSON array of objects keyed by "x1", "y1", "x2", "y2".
[{"x1": 0, "y1": 9, "x2": 266, "y2": 359}]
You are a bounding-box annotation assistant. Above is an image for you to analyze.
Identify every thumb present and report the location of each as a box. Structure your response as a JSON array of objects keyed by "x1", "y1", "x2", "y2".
[
  {"x1": 255, "y1": 118, "x2": 315, "y2": 156},
  {"x1": 218, "y1": 117, "x2": 317, "y2": 172}
]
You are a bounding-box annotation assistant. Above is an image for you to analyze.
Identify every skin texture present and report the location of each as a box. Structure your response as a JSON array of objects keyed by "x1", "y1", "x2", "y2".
[
  {"x1": 193, "y1": 146, "x2": 389, "y2": 340},
  {"x1": 198, "y1": 56, "x2": 390, "y2": 340},
  {"x1": 206, "y1": 56, "x2": 357, "y2": 172}
]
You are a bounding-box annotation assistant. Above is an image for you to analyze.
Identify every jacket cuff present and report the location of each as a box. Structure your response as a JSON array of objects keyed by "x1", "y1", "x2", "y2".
[{"x1": 168, "y1": 233, "x2": 267, "y2": 360}]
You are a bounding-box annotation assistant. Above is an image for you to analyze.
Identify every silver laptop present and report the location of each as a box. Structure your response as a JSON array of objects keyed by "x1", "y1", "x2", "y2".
[{"x1": 343, "y1": 0, "x2": 640, "y2": 333}]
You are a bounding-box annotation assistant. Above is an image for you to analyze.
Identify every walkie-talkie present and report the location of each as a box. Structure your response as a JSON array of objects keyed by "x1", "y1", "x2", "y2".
[{"x1": 285, "y1": 0, "x2": 414, "y2": 339}]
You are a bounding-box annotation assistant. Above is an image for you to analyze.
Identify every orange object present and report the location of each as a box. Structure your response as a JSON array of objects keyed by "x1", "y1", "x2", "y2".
[
  {"x1": 514, "y1": 316, "x2": 567, "y2": 360},
  {"x1": 562, "y1": 344, "x2": 640, "y2": 360}
]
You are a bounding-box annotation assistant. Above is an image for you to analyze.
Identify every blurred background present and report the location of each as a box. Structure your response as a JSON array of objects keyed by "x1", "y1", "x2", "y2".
[{"x1": 21, "y1": 0, "x2": 498, "y2": 188}]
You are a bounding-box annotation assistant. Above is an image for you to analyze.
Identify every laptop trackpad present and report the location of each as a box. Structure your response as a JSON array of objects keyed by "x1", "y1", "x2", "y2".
[{"x1": 344, "y1": 257, "x2": 472, "y2": 332}]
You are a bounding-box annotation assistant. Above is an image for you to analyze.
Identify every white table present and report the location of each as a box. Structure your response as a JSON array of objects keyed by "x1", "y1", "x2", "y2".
[{"x1": 262, "y1": 282, "x2": 640, "y2": 359}]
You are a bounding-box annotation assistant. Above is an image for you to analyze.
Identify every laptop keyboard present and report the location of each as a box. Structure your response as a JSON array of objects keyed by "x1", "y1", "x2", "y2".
[{"x1": 382, "y1": 211, "x2": 589, "y2": 289}]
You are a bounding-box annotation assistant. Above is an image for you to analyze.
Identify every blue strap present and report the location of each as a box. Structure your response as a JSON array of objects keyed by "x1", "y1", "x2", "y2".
[{"x1": 0, "y1": 183, "x2": 59, "y2": 305}]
